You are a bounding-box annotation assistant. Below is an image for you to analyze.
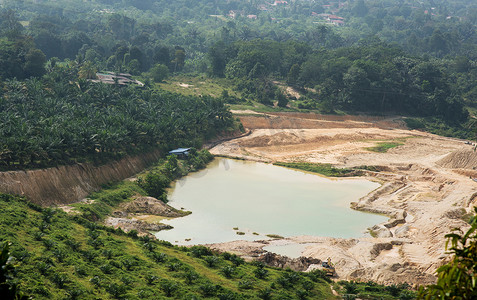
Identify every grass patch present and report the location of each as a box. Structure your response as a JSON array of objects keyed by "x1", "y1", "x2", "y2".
[
  {"x1": 266, "y1": 234, "x2": 284, "y2": 239},
  {"x1": 274, "y1": 162, "x2": 357, "y2": 177},
  {"x1": 72, "y1": 180, "x2": 146, "y2": 221},
  {"x1": 365, "y1": 142, "x2": 403, "y2": 153},
  {"x1": 336, "y1": 281, "x2": 416, "y2": 299},
  {"x1": 155, "y1": 74, "x2": 241, "y2": 98}
]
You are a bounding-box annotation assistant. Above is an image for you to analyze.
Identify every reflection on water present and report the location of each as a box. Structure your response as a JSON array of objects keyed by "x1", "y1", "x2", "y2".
[{"x1": 155, "y1": 158, "x2": 385, "y2": 245}]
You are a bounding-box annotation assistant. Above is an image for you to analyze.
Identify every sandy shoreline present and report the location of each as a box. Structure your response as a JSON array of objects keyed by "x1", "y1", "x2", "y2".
[{"x1": 205, "y1": 112, "x2": 477, "y2": 286}]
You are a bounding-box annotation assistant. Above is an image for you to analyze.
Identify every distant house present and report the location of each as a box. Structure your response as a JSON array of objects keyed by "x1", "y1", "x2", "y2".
[
  {"x1": 328, "y1": 14, "x2": 344, "y2": 20},
  {"x1": 168, "y1": 148, "x2": 191, "y2": 158},
  {"x1": 247, "y1": 14, "x2": 258, "y2": 19},
  {"x1": 330, "y1": 19, "x2": 344, "y2": 25},
  {"x1": 273, "y1": 1, "x2": 288, "y2": 6},
  {"x1": 327, "y1": 14, "x2": 345, "y2": 25},
  {"x1": 90, "y1": 72, "x2": 144, "y2": 87},
  {"x1": 228, "y1": 10, "x2": 239, "y2": 19}
]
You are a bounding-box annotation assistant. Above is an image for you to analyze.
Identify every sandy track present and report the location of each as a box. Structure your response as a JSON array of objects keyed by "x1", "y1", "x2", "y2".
[{"x1": 209, "y1": 112, "x2": 477, "y2": 286}]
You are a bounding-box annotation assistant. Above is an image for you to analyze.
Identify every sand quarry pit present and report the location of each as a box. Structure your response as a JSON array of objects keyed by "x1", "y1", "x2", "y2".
[{"x1": 209, "y1": 111, "x2": 477, "y2": 286}]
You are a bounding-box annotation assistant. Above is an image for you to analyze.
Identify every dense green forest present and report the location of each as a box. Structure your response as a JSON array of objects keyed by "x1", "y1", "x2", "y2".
[{"x1": 1, "y1": 0, "x2": 476, "y2": 139}]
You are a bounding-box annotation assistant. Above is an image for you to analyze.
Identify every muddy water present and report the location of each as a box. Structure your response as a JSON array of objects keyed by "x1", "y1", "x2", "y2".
[{"x1": 155, "y1": 158, "x2": 385, "y2": 245}]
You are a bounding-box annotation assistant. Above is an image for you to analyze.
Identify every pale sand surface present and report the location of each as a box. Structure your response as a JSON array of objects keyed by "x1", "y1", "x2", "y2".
[{"x1": 207, "y1": 112, "x2": 477, "y2": 285}]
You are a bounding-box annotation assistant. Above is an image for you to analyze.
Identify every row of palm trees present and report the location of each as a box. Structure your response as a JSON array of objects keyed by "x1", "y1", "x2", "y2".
[{"x1": 0, "y1": 66, "x2": 233, "y2": 169}]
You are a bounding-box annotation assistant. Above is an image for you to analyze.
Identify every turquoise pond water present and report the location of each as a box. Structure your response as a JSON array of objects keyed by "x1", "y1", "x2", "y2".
[{"x1": 154, "y1": 158, "x2": 386, "y2": 245}]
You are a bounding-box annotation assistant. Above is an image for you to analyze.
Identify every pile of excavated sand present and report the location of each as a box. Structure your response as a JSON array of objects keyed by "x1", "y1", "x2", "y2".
[
  {"x1": 437, "y1": 149, "x2": 477, "y2": 169},
  {"x1": 238, "y1": 131, "x2": 305, "y2": 147},
  {"x1": 120, "y1": 196, "x2": 186, "y2": 217}
]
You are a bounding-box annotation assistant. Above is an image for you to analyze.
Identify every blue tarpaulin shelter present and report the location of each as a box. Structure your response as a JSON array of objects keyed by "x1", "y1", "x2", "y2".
[{"x1": 168, "y1": 148, "x2": 190, "y2": 157}]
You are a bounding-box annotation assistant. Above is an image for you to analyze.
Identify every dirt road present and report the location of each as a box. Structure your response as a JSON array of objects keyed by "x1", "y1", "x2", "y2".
[{"x1": 209, "y1": 111, "x2": 477, "y2": 286}]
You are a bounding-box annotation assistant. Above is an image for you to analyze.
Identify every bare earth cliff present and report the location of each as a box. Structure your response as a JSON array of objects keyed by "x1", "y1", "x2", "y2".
[{"x1": 0, "y1": 150, "x2": 161, "y2": 206}]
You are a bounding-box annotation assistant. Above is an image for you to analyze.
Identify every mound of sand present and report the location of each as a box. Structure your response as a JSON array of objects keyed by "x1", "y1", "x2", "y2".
[
  {"x1": 437, "y1": 150, "x2": 477, "y2": 169},
  {"x1": 239, "y1": 132, "x2": 305, "y2": 147},
  {"x1": 120, "y1": 196, "x2": 187, "y2": 217}
]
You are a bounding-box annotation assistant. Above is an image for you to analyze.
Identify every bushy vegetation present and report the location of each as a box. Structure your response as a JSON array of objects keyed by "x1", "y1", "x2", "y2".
[
  {"x1": 274, "y1": 162, "x2": 359, "y2": 177},
  {"x1": 0, "y1": 242, "x2": 29, "y2": 300},
  {"x1": 337, "y1": 281, "x2": 416, "y2": 300},
  {"x1": 137, "y1": 149, "x2": 214, "y2": 202},
  {"x1": 0, "y1": 193, "x2": 337, "y2": 299},
  {"x1": 73, "y1": 180, "x2": 145, "y2": 222},
  {"x1": 406, "y1": 117, "x2": 475, "y2": 140}
]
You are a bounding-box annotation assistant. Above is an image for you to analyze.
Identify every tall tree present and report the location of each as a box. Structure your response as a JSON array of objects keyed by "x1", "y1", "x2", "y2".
[{"x1": 24, "y1": 49, "x2": 46, "y2": 78}]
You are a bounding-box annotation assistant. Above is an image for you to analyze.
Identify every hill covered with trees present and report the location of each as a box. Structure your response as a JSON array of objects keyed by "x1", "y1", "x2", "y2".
[{"x1": 1, "y1": 0, "x2": 475, "y2": 138}]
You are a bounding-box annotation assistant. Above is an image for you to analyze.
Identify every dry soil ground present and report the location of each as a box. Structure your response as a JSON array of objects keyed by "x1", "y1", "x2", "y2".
[{"x1": 208, "y1": 111, "x2": 477, "y2": 286}]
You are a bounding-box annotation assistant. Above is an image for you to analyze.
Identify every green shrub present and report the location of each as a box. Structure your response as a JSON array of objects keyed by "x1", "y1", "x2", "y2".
[
  {"x1": 151, "y1": 252, "x2": 167, "y2": 263},
  {"x1": 190, "y1": 245, "x2": 212, "y2": 258},
  {"x1": 218, "y1": 291, "x2": 237, "y2": 300},
  {"x1": 254, "y1": 266, "x2": 269, "y2": 279},
  {"x1": 183, "y1": 270, "x2": 199, "y2": 285},
  {"x1": 230, "y1": 255, "x2": 244, "y2": 267},
  {"x1": 307, "y1": 269, "x2": 331, "y2": 283},
  {"x1": 274, "y1": 162, "x2": 354, "y2": 177},
  {"x1": 161, "y1": 279, "x2": 178, "y2": 297},
  {"x1": 65, "y1": 285, "x2": 84, "y2": 300},
  {"x1": 145, "y1": 274, "x2": 158, "y2": 285},
  {"x1": 203, "y1": 255, "x2": 219, "y2": 268},
  {"x1": 200, "y1": 282, "x2": 218, "y2": 297},
  {"x1": 51, "y1": 272, "x2": 69, "y2": 289},
  {"x1": 404, "y1": 118, "x2": 425, "y2": 129},
  {"x1": 343, "y1": 281, "x2": 358, "y2": 294},
  {"x1": 106, "y1": 282, "x2": 127, "y2": 299},
  {"x1": 257, "y1": 288, "x2": 273, "y2": 300},
  {"x1": 238, "y1": 279, "x2": 255, "y2": 290},
  {"x1": 137, "y1": 171, "x2": 171, "y2": 202},
  {"x1": 221, "y1": 266, "x2": 235, "y2": 278}
]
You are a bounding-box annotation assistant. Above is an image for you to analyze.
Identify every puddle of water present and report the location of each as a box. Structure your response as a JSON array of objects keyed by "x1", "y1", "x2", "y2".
[{"x1": 155, "y1": 158, "x2": 385, "y2": 245}]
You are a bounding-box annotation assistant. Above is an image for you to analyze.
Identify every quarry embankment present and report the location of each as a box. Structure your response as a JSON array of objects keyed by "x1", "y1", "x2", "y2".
[{"x1": 0, "y1": 150, "x2": 161, "y2": 206}]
